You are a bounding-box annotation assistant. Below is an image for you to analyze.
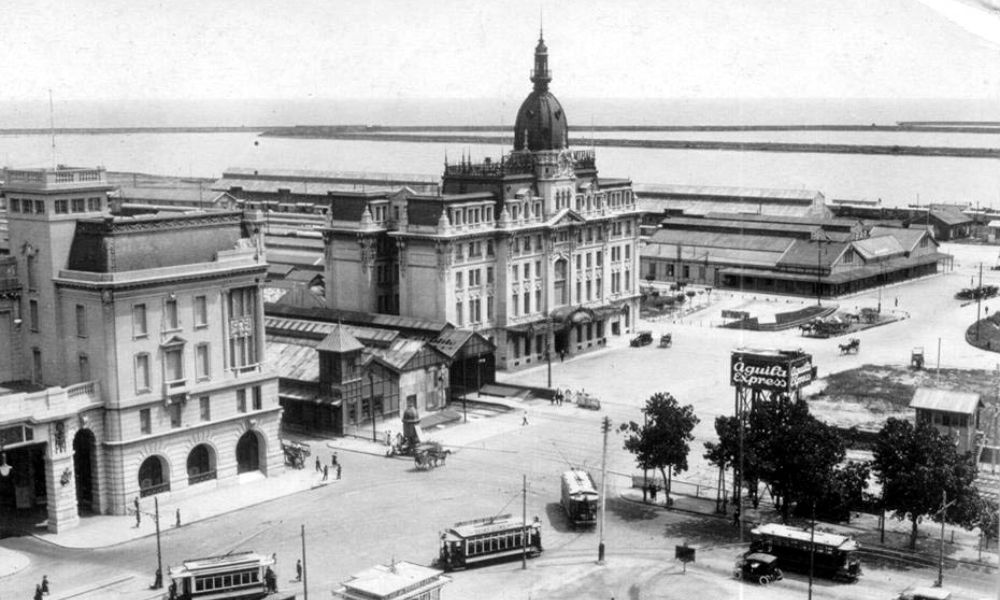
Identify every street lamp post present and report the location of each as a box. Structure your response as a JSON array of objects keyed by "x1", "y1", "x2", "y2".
[
  {"x1": 368, "y1": 372, "x2": 377, "y2": 443},
  {"x1": 476, "y1": 357, "x2": 485, "y2": 398},
  {"x1": 0, "y1": 439, "x2": 11, "y2": 478}
]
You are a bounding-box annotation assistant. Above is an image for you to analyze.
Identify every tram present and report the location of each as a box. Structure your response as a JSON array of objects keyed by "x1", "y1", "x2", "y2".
[
  {"x1": 560, "y1": 469, "x2": 598, "y2": 528},
  {"x1": 748, "y1": 523, "x2": 861, "y2": 581},
  {"x1": 167, "y1": 551, "x2": 293, "y2": 600},
  {"x1": 438, "y1": 514, "x2": 543, "y2": 571}
]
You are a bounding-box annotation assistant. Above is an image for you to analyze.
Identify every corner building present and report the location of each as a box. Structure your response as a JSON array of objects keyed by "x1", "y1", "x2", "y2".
[
  {"x1": 324, "y1": 34, "x2": 643, "y2": 369},
  {"x1": 0, "y1": 167, "x2": 282, "y2": 531}
]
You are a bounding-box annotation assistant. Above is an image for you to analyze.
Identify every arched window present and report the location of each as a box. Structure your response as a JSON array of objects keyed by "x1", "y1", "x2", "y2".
[
  {"x1": 187, "y1": 444, "x2": 217, "y2": 484},
  {"x1": 138, "y1": 456, "x2": 170, "y2": 497}
]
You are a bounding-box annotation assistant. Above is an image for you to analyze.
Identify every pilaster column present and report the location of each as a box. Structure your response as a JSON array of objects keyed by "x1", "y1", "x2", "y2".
[{"x1": 45, "y1": 453, "x2": 79, "y2": 533}]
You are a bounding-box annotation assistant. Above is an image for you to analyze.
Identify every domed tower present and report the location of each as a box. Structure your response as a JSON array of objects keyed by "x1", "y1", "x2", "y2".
[{"x1": 513, "y1": 31, "x2": 568, "y2": 152}]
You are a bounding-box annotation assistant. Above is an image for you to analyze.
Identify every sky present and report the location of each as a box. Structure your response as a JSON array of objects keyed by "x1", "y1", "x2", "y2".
[{"x1": 1, "y1": 0, "x2": 1000, "y2": 104}]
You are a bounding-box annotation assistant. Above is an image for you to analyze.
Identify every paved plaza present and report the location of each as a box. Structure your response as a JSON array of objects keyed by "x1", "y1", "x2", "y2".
[{"x1": 2, "y1": 242, "x2": 1000, "y2": 600}]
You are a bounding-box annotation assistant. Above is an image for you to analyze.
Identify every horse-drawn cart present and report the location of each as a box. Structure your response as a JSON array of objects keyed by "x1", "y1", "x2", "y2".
[
  {"x1": 413, "y1": 442, "x2": 451, "y2": 470},
  {"x1": 281, "y1": 440, "x2": 311, "y2": 469},
  {"x1": 838, "y1": 338, "x2": 860, "y2": 354}
]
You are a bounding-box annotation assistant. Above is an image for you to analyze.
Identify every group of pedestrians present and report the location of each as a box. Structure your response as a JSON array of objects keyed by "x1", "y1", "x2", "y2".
[
  {"x1": 314, "y1": 452, "x2": 342, "y2": 481},
  {"x1": 31, "y1": 575, "x2": 49, "y2": 600},
  {"x1": 552, "y1": 388, "x2": 588, "y2": 406}
]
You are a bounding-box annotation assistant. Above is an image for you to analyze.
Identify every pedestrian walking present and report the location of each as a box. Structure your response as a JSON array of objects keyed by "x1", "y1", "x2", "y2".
[
  {"x1": 272, "y1": 552, "x2": 277, "y2": 565},
  {"x1": 34, "y1": 584, "x2": 43, "y2": 600},
  {"x1": 175, "y1": 508, "x2": 181, "y2": 528},
  {"x1": 559, "y1": 349, "x2": 565, "y2": 362},
  {"x1": 522, "y1": 411, "x2": 529, "y2": 426},
  {"x1": 40, "y1": 575, "x2": 49, "y2": 595},
  {"x1": 733, "y1": 507, "x2": 741, "y2": 528},
  {"x1": 894, "y1": 297, "x2": 898, "y2": 308},
  {"x1": 133, "y1": 496, "x2": 141, "y2": 527},
  {"x1": 322, "y1": 465, "x2": 329, "y2": 481},
  {"x1": 331, "y1": 452, "x2": 338, "y2": 466},
  {"x1": 336, "y1": 463, "x2": 342, "y2": 480},
  {"x1": 265, "y1": 566, "x2": 277, "y2": 593},
  {"x1": 296, "y1": 559, "x2": 303, "y2": 582},
  {"x1": 315, "y1": 456, "x2": 321, "y2": 472}
]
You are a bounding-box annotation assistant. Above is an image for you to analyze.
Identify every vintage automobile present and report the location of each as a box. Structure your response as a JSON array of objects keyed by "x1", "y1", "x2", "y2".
[
  {"x1": 895, "y1": 587, "x2": 952, "y2": 600},
  {"x1": 414, "y1": 442, "x2": 451, "y2": 470},
  {"x1": 630, "y1": 331, "x2": 653, "y2": 347},
  {"x1": 575, "y1": 391, "x2": 601, "y2": 410},
  {"x1": 659, "y1": 333, "x2": 672, "y2": 348},
  {"x1": 734, "y1": 552, "x2": 783, "y2": 585}
]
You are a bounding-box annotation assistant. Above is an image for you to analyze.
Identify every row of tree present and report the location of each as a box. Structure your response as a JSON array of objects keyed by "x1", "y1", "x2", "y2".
[{"x1": 619, "y1": 392, "x2": 997, "y2": 549}]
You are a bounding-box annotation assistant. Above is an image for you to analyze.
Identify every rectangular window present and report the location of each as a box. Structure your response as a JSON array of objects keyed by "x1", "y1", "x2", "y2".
[
  {"x1": 32, "y1": 348, "x2": 42, "y2": 383},
  {"x1": 165, "y1": 298, "x2": 178, "y2": 330},
  {"x1": 252, "y1": 385, "x2": 262, "y2": 410},
  {"x1": 523, "y1": 263, "x2": 530, "y2": 279},
  {"x1": 193, "y1": 295, "x2": 207, "y2": 327},
  {"x1": 576, "y1": 281, "x2": 582, "y2": 302},
  {"x1": 586, "y1": 253, "x2": 592, "y2": 268},
  {"x1": 34, "y1": 200, "x2": 45, "y2": 214},
  {"x1": 165, "y1": 348, "x2": 184, "y2": 382},
  {"x1": 199, "y1": 396, "x2": 211, "y2": 421},
  {"x1": 487, "y1": 266, "x2": 494, "y2": 284},
  {"x1": 535, "y1": 260, "x2": 541, "y2": 278},
  {"x1": 523, "y1": 291, "x2": 531, "y2": 314},
  {"x1": 487, "y1": 241, "x2": 494, "y2": 256},
  {"x1": 228, "y1": 287, "x2": 258, "y2": 369},
  {"x1": 27, "y1": 254, "x2": 36, "y2": 290},
  {"x1": 511, "y1": 293, "x2": 518, "y2": 316},
  {"x1": 455, "y1": 301, "x2": 463, "y2": 325},
  {"x1": 54, "y1": 199, "x2": 68, "y2": 214},
  {"x1": 87, "y1": 197, "x2": 101, "y2": 211},
  {"x1": 76, "y1": 304, "x2": 87, "y2": 337},
  {"x1": 71, "y1": 198, "x2": 85, "y2": 212},
  {"x1": 133, "y1": 304, "x2": 148, "y2": 337},
  {"x1": 587, "y1": 280, "x2": 592, "y2": 301},
  {"x1": 196, "y1": 343, "x2": 210, "y2": 380},
  {"x1": 136, "y1": 354, "x2": 150, "y2": 393},
  {"x1": 237, "y1": 388, "x2": 247, "y2": 413},
  {"x1": 78, "y1": 354, "x2": 90, "y2": 380},
  {"x1": 10, "y1": 198, "x2": 19, "y2": 212},
  {"x1": 625, "y1": 244, "x2": 631, "y2": 260},
  {"x1": 168, "y1": 402, "x2": 182, "y2": 428},
  {"x1": 596, "y1": 277, "x2": 602, "y2": 298},
  {"x1": 535, "y1": 289, "x2": 541, "y2": 312},
  {"x1": 455, "y1": 271, "x2": 463, "y2": 290},
  {"x1": 140, "y1": 408, "x2": 151, "y2": 434},
  {"x1": 487, "y1": 296, "x2": 494, "y2": 320},
  {"x1": 29, "y1": 299, "x2": 39, "y2": 331},
  {"x1": 576, "y1": 255, "x2": 582, "y2": 270}
]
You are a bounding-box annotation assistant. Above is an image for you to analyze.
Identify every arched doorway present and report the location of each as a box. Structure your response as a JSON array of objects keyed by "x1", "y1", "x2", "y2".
[
  {"x1": 186, "y1": 444, "x2": 216, "y2": 485},
  {"x1": 138, "y1": 456, "x2": 170, "y2": 497},
  {"x1": 72, "y1": 429, "x2": 96, "y2": 512},
  {"x1": 236, "y1": 431, "x2": 262, "y2": 474}
]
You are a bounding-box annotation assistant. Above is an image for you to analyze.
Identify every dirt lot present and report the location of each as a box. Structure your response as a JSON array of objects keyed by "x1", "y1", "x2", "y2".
[{"x1": 805, "y1": 364, "x2": 999, "y2": 430}]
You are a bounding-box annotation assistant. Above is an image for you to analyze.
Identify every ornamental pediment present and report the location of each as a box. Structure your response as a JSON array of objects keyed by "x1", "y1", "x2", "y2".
[{"x1": 547, "y1": 209, "x2": 586, "y2": 228}]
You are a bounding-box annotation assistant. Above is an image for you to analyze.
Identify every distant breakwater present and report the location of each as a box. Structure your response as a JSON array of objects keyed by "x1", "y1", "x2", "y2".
[{"x1": 261, "y1": 128, "x2": 1000, "y2": 159}]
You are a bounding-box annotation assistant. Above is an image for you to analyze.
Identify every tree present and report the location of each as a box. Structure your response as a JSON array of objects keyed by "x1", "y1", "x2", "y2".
[
  {"x1": 873, "y1": 418, "x2": 979, "y2": 549},
  {"x1": 619, "y1": 393, "x2": 700, "y2": 502}
]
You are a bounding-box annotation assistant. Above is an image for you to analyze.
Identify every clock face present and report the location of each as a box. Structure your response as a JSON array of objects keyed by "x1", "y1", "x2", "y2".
[{"x1": 557, "y1": 151, "x2": 573, "y2": 176}]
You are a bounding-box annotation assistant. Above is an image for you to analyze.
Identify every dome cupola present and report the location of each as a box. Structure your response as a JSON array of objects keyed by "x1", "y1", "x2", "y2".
[{"x1": 513, "y1": 31, "x2": 568, "y2": 152}]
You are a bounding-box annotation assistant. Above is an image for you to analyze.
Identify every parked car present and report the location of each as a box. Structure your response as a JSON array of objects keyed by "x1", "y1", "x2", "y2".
[
  {"x1": 734, "y1": 552, "x2": 783, "y2": 585},
  {"x1": 895, "y1": 587, "x2": 951, "y2": 600},
  {"x1": 630, "y1": 331, "x2": 653, "y2": 347}
]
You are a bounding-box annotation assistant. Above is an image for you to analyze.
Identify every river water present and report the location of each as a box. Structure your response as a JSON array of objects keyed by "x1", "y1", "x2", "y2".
[{"x1": 2, "y1": 130, "x2": 997, "y2": 208}]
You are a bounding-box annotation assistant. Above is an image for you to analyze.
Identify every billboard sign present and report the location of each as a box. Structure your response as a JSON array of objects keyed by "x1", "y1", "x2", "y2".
[{"x1": 730, "y1": 350, "x2": 814, "y2": 393}]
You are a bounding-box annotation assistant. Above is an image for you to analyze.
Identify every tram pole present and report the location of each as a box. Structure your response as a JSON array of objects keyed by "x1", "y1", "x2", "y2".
[
  {"x1": 598, "y1": 416, "x2": 610, "y2": 564},
  {"x1": 154, "y1": 497, "x2": 163, "y2": 589},
  {"x1": 521, "y1": 474, "x2": 527, "y2": 570},
  {"x1": 301, "y1": 523, "x2": 309, "y2": 600},
  {"x1": 808, "y1": 501, "x2": 815, "y2": 600}
]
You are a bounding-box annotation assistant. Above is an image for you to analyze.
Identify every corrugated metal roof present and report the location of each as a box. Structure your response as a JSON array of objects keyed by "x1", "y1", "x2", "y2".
[
  {"x1": 265, "y1": 315, "x2": 399, "y2": 345},
  {"x1": 317, "y1": 326, "x2": 365, "y2": 353},
  {"x1": 658, "y1": 215, "x2": 820, "y2": 236},
  {"x1": 648, "y1": 228, "x2": 795, "y2": 252},
  {"x1": 910, "y1": 387, "x2": 981, "y2": 414},
  {"x1": 266, "y1": 340, "x2": 319, "y2": 382},
  {"x1": 930, "y1": 208, "x2": 973, "y2": 226},
  {"x1": 776, "y1": 239, "x2": 849, "y2": 268},
  {"x1": 642, "y1": 242, "x2": 786, "y2": 267},
  {"x1": 852, "y1": 235, "x2": 905, "y2": 260},
  {"x1": 265, "y1": 249, "x2": 323, "y2": 267}
]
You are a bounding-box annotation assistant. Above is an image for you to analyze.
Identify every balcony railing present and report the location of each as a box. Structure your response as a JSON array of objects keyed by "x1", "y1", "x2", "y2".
[
  {"x1": 139, "y1": 482, "x2": 170, "y2": 497},
  {"x1": 188, "y1": 470, "x2": 217, "y2": 485}
]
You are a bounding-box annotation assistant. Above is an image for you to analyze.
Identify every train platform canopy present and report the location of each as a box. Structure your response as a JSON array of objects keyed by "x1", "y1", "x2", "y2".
[{"x1": 636, "y1": 183, "x2": 830, "y2": 218}]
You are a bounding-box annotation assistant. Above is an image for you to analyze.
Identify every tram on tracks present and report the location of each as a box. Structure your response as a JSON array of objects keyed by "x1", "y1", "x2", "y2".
[
  {"x1": 166, "y1": 551, "x2": 294, "y2": 600},
  {"x1": 560, "y1": 469, "x2": 598, "y2": 528},
  {"x1": 437, "y1": 514, "x2": 543, "y2": 571},
  {"x1": 748, "y1": 523, "x2": 862, "y2": 582}
]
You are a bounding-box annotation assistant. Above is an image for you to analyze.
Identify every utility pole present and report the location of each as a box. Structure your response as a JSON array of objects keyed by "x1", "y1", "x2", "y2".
[
  {"x1": 642, "y1": 411, "x2": 648, "y2": 503},
  {"x1": 521, "y1": 474, "x2": 527, "y2": 570},
  {"x1": 369, "y1": 372, "x2": 377, "y2": 443},
  {"x1": 936, "y1": 491, "x2": 957, "y2": 588},
  {"x1": 301, "y1": 524, "x2": 309, "y2": 600},
  {"x1": 154, "y1": 497, "x2": 163, "y2": 589},
  {"x1": 808, "y1": 501, "x2": 816, "y2": 600},
  {"x1": 598, "y1": 416, "x2": 610, "y2": 563},
  {"x1": 978, "y1": 262, "x2": 985, "y2": 341}
]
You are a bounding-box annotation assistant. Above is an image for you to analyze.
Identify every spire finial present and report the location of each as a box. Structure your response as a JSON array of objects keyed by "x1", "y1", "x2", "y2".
[{"x1": 539, "y1": 6, "x2": 544, "y2": 41}]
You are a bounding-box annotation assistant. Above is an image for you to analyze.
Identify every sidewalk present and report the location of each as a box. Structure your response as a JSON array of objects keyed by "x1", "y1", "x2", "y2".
[
  {"x1": 29, "y1": 464, "x2": 335, "y2": 550},
  {"x1": 618, "y1": 486, "x2": 1000, "y2": 570},
  {"x1": 0, "y1": 545, "x2": 30, "y2": 579}
]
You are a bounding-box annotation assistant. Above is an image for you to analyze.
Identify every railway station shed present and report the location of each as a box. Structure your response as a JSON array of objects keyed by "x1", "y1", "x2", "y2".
[{"x1": 909, "y1": 387, "x2": 983, "y2": 454}]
